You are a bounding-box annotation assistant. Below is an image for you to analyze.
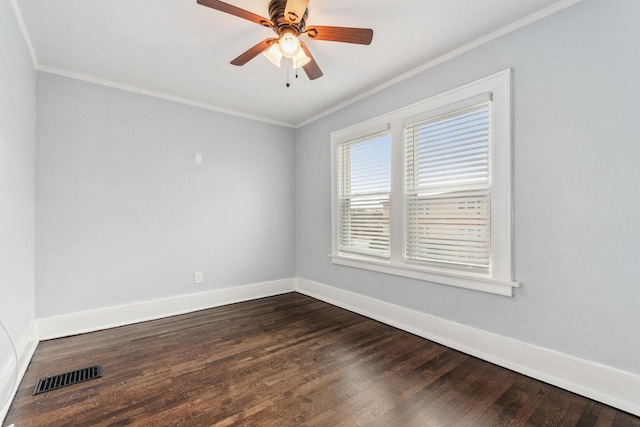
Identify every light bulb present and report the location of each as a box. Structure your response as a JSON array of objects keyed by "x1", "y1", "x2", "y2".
[{"x1": 278, "y1": 29, "x2": 301, "y2": 58}]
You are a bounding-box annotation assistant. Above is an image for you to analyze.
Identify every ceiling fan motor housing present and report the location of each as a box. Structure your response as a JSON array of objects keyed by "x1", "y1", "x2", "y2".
[{"x1": 268, "y1": 0, "x2": 307, "y2": 34}]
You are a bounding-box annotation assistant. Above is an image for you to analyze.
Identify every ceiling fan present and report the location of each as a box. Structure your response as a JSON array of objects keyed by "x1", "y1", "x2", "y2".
[{"x1": 197, "y1": 0, "x2": 374, "y2": 81}]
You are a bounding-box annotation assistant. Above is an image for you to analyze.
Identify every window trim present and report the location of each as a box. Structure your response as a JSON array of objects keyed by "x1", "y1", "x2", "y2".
[{"x1": 330, "y1": 69, "x2": 520, "y2": 297}]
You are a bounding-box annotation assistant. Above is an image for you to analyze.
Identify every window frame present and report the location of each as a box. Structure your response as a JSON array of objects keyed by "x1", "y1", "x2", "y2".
[
  {"x1": 330, "y1": 69, "x2": 520, "y2": 296},
  {"x1": 336, "y1": 130, "x2": 392, "y2": 259},
  {"x1": 404, "y1": 97, "x2": 493, "y2": 273}
]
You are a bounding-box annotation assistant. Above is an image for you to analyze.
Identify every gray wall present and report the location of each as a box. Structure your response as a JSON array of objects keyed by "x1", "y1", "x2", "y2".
[
  {"x1": 296, "y1": 0, "x2": 640, "y2": 375},
  {"x1": 36, "y1": 73, "x2": 296, "y2": 317},
  {"x1": 0, "y1": 0, "x2": 36, "y2": 396},
  {"x1": 4, "y1": 0, "x2": 639, "y2": 398}
]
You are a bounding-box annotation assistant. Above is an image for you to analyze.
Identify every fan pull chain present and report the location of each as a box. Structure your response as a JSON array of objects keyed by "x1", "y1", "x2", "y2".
[
  {"x1": 286, "y1": 63, "x2": 290, "y2": 87},
  {"x1": 284, "y1": 58, "x2": 298, "y2": 88}
]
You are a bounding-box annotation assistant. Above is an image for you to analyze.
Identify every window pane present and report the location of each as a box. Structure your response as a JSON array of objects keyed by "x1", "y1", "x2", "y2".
[
  {"x1": 405, "y1": 103, "x2": 491, "y2": 270},
  {"x1": 338, "y1": 133, "x2": 391, "y2": 258}
]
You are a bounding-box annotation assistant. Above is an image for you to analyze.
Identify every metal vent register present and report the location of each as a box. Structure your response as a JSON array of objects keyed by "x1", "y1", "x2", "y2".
[{"x1": 33, "y1": 365, "x2": 102, "y2": 395}]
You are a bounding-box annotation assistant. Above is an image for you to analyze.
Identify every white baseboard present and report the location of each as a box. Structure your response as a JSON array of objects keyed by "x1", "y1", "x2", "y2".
[
  {"x1": 38, "y1": 278, "x2": 296, "y2": 340},
  {"x1": 0, "y1": 320, "x2": 38, "y2": 424},
  {"x1": 3, "y1": 278, "x2": 294, "y2": 424},
  {"x1": 295, "y1": 278, "x2": 640, "y2": 417},
  {"x1": 9, "y1": 277, "x2": 639, "y2": 420}
]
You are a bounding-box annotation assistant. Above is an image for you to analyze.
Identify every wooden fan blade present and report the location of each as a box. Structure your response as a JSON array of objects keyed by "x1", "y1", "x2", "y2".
[
  {"x1": 300, "y1": 42, "x2": 323, "y2": 80},
  {"x1": 197, "y1": 0, "x2": 273, "y2": 27},
  {"x1": 231, "y1": 38, "x2": 277, "y2": 66},
  {"x1": 305, "y1": 26, "x2": 373, "y2": 45},
  {"x1": 284, "y1": 0, "x2": 309, "y2": 24}
]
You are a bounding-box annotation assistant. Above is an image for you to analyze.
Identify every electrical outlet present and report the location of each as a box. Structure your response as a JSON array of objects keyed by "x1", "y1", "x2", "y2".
[{"x1": 194, "y1": 272, "x2": 203, "y2": 284}]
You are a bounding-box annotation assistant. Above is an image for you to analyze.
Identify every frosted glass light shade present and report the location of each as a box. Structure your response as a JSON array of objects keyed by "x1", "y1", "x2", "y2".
[
  {"x1": 263, "y1": 43, "x2": 282, "y2": 67},
  {"x1": 292, "y1": 49, "x2": 310, "y2": 69}
]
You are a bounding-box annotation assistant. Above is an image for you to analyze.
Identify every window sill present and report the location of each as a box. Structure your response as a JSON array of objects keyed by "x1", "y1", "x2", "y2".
[{"x1": 330, "y1": 254, "x2": 520, "y2": 297}]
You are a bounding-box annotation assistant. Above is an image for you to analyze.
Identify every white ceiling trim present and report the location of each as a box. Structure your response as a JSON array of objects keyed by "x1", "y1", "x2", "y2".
[
  {"x1": 296, "y1": 0, "x2": 584, "y2": 128},
  {"x1": 36, "y1": 64, "x2": 297, "y2": 128},
  {"x1": 9, "y1": 0, "x2": 38, "y2": 68}
]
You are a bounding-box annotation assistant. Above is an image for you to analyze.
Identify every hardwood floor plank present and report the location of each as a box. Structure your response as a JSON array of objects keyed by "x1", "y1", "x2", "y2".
[{"x1": 4, "y1": 293, "x2": 639, "y2": 427}]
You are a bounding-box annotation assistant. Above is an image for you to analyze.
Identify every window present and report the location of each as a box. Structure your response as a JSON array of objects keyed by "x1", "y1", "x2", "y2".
[
  {"x1": 331, "y1": 70, "x2": 519, "y2": 296},
  {"x1": 337, "y1": 132, "x2": 391, "y2": 259},
  {"x1": 404, "y1": 100, "x2": 491, "y2": 273}
]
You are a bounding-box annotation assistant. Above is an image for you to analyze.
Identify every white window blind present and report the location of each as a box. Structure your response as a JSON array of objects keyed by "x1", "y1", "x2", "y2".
[
  {"x1": 332, "y1": 70, "x2": 517, "y2": 296},
  {"x1": 338, "y1": 132, "x2": 391, "y2": 258},
  {"x1": 405, "y1": 102, "x2": 492, "y2": 271}
]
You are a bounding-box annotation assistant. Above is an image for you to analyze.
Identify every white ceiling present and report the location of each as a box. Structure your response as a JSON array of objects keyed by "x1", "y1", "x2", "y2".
[{"x1": 16, "y1": 0, "x2": 576, "y2": 127}]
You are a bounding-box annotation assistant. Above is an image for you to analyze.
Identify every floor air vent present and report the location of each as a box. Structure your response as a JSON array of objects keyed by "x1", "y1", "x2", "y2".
[{"x1": 33, "y1": 365, "x2": 102, "y2": 395}]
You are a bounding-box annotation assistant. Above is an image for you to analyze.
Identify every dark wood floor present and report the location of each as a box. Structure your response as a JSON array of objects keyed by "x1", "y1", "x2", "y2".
[{"x1": 4, "y1": 293, "x2": 639, "y2": 426}]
